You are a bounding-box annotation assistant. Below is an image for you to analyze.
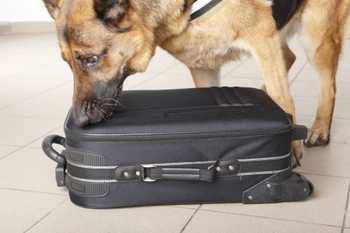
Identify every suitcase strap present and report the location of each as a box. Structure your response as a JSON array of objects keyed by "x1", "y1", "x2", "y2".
[
  {"x1": 111, "y1": 155, "x2": 290, "y2": 183},
  {"x1": 42, "y1": 135, "x2": 291, "y2": 185},
  {"x1": 63, "y1": 153, "x2": 291, "y2": 184}
]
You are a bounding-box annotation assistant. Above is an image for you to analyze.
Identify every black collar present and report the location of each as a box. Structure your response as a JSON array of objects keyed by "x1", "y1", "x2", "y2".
[{"x1": 190, "y1": 0, "x2": 223, "y2": 21}]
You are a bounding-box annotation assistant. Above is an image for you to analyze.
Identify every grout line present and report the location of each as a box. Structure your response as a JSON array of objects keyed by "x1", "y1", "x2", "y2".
[
  {"x1": 0, "y1": 144, "x2": 21, "y2": 148},
  {"x1": 172, "y1": 205, "x2": 201, "y2": 211},
  {"x1": 222, "y1": 58, "x2": 249, "y2": 79},
  {"x1": 130, "y1": 63, "x2": 183, "y2": 89},
  {"x1": 179, "y1": 205, "x2": 201, "y2": 233},
  {"x1": 0, "y1": 126, "x2": 60, "y2": 162},
  {"x1": 289, "y1": 61, "x2": 308, "y2": 86},
  {"x1": 296, "y1": 110, "x2": 350, "y2": 121},
  {"x1": 0, "y1": 187, "x2": 66, "y2": 197},
  {"x1": 199, "y1": 208, "x2": 342, "y2": 229},
  {"x1": 0, "y1": 115, "x2": 68, "y2": 121},
  {"x1": 299, "y1": 171, "x2": 350, "y2": 180},
  {"x1": 23, "y1": 199, "x2": 66, "y2": 233},
  {"x1": 341, "y1": 184, "x2": 350, "y2": 233},
  {"x1": 0, "y1": 80, "x2": 72, "y2": 112}
]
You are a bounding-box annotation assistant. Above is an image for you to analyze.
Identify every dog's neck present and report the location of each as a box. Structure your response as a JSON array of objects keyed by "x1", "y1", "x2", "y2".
[{"x1": 130, "y1": 0, "x2": 192, "y2": 44}]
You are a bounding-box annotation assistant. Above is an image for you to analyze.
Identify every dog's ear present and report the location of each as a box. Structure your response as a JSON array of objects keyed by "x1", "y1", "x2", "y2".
[
  {"x1": 42, "y1": 0, "x2": 63, "y2": 19},
  {"x1": 94, "y1": 0, "x2": 130, "y2": 32}
]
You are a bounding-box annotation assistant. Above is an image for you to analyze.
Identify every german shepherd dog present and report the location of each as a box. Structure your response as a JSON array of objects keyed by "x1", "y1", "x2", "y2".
[{"x1": 42, "y1": 0, "x2": 350, "y2": 161}]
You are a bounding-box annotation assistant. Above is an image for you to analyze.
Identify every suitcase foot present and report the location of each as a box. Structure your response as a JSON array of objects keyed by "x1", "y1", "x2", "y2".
[{"x1": 242, "y1": 170, "x2": 313, "y2": 204}]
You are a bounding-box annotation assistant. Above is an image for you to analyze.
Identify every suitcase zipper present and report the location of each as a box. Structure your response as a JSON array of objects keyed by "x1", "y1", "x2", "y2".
[
  {"x1": 65, "y1": 152, "x2": 290, "y2": 170},
  {"x1": 65, "y1": 167, "x2": 291, "y2": 184}
]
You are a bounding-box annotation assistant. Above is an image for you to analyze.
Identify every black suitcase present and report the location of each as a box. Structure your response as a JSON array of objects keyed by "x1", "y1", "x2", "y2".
[{"x1": 43, "y1": 87, "x2": 313, "y2": 209}]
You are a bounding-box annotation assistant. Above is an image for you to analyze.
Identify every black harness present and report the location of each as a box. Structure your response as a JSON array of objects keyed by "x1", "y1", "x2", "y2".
[
  {"x1": 190, "y1": 0, "x2": 223, "y2": 20},
  {"x1": 270, "y1": 0, "x2": 304, "y2": 29},
  {"x1": 190, "y1": 0, "x2": 304, "y2": 29}
]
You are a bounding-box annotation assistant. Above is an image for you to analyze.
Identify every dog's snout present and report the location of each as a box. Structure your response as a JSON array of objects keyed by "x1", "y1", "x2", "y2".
[
  {"x1": 73, "y1": 100, "x2": 105, "y2": 127},
  {"x1": 73, "y1": 97, "x2": 122, "y2": 127}
]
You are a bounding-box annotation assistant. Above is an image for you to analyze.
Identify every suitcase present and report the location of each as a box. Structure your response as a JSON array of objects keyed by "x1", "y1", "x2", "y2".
[{"x1": 43, "y1": 87, "x2": 313, "y2": 209}]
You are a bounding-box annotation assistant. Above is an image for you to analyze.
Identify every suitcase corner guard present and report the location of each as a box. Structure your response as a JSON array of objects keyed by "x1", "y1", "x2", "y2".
[{"x1": 242, "y1": 170, "x2": 314, "y2": 204}]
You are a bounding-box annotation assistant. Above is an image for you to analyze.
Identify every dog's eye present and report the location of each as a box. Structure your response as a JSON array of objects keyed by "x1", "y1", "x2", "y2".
[{"x1": 82, "y1": 55, "x2": 99, "y2": 69}]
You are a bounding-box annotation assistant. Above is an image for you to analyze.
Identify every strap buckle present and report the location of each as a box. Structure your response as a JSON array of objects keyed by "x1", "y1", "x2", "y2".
[{"x1": 141, "y1": 165, "x2": 158, "y2": 182}]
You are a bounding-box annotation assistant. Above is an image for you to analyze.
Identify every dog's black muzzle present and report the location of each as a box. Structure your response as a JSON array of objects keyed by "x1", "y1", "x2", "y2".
[{"x1": 73, "y1": 70, "x2": 129, "y2": 128}]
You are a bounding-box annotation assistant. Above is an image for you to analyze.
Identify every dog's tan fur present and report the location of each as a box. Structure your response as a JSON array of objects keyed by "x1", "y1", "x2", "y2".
[{"x1": 43, "y1": 0, "x2": 350, "y2": 159}]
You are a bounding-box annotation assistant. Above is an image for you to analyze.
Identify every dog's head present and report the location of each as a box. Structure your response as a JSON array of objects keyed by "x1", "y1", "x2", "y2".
[{"x1": 43, "y1": 0, "x2": 156, "y2": 127}]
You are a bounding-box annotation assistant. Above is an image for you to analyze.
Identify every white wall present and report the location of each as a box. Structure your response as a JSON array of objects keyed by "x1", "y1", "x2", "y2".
[{"x1": 0, "y1": 0, "x2": 52, "y2": 22}]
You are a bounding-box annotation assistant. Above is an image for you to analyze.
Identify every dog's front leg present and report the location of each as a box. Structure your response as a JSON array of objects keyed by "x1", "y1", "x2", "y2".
[
  {"x1": 190, "y1": 67, "x2": 221, "y2": 88},
  {"x1": 248, "y1": 34, "x2": 302, "y2": 163}
]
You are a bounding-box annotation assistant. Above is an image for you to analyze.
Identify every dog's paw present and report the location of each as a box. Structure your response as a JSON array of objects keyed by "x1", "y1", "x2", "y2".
[
  {"x1": 291, "y1": 141, "x2": 303, "y2": 168},
  {"x1": 304, "y1": 127, "x2": 330, "y2": 148}
]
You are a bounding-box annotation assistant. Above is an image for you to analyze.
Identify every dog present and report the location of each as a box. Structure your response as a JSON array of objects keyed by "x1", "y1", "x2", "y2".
[{"x1": 42, "y1": 0, "x2": 350, "y2": 161}]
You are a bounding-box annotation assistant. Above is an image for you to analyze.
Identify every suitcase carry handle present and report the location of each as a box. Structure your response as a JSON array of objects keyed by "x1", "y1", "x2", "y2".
[
  {"x1": 114, "y1": 160, "x2": 242, "y2": 183},
  {"x1": 115, "y1": 165, "x2": 217, "y2": 183},
  {"x1": 42, "y1": 135, "x2": 66, "y2": 187},
  {"x1": 42, "y1": 135, "x2": 66, "y2": 165}
]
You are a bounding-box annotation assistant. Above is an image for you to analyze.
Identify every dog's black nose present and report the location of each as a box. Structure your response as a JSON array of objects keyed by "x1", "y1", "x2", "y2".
[{"x1": 73, "y1": 100, "x2": 116, "y2": 128}]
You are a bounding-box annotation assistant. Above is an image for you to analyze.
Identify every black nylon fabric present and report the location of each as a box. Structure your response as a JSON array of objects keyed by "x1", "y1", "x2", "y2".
[{"x1": 61, "y1": 87, "x2": 310, "y2": 209}]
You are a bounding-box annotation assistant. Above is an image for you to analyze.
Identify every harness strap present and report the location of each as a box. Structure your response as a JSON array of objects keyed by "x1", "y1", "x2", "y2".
[
  {"x1": 190, "y1": 0, "x2": 223, "y2": 20},
  {"x1": 189, "y1": 0, "x2": 303, "y2": 29},
  {"x1": 269, "y1": 0, "x2": 304, "y2": 29}
]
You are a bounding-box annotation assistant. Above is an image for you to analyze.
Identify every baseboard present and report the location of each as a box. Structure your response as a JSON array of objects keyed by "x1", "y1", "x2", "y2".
[{"x1": 0, "y1": 22, "x2": 55, "y2": 35}]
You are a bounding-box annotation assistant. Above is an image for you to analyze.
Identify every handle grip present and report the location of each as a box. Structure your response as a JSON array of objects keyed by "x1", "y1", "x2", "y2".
[{"x1": 42, "y1": 135, "x2": 66, "y2": 165}]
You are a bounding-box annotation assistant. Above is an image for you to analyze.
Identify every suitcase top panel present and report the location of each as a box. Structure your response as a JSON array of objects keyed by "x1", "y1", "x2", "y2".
[{"x1": 64, "y1": 87, "x2": 292, "y2": 141}]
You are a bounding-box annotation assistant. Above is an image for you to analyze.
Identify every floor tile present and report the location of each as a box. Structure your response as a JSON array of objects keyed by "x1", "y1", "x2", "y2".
[
  {"x1": 28, "y1": 202, "x2": 195, "y2": 233},
  {"x1": 0, "y1": 190, "x2": 64, "y2": 233},
  {"x1": 0, "y1": 33, "x2": 71, "y2": 79},
  {"x1": 295, "y1": 97, "x2": 350, "y2": 120},
  {"x1": 0, "y1": 116, "x2": 60, "y2": 146},
  {"x1": 132, "y1": 64, "x2": 195, "y2": 90},
  {"x1": 346, "y1": 189, "x2": 350, "y2": 228},
  {"x1": 221, "y1": 59, "x2": 246, "y2": 77},
  {"x1": 297, "y1": 144, "x2": 350, "y2": 178},
  {"x1": 337, "y1": 61, "x2": 350, "y2": 82},
  {"x1": 145, "y1": 48, "x2": 182, "y2": 74},
  {"x1": 0, "y1": 148, "x2": 66, "y2": 194},
  {"x1": 222, "y1": 76, "x2": 262, "y2": 88},
  {"x1": 201, "y1": 175, "x2": 349, "y2": 226},
  {"x1": 0, "y1": 83, "x2": 72, "y2": 120},
  {"x1": 227, "y1": 58, "x2": 261, "y2": 79},
  {"x1": 290, "y1": 65, "x2": 350, "y2": 99},
  {"x1": 0, "y1": 77, "x2": 70, "y2": 110},
  {"x1": 28, "y1": 126, "x2": 65, "y2": 149},
  {"x1": 183, "y1": 210, "x2": 340, "y2": 233},
  {"x1": 0, "y1": 145, "x2": 20, "y2": 159},
  {"x1": 124, "y1": 48, "x2": 181, "y2": 90},
  {"x1": 344, "y1": 229, "x2": 350, "y2": 233},
  {"x1": 0, "y1": 34, "x2": 72, "y2": 109}
]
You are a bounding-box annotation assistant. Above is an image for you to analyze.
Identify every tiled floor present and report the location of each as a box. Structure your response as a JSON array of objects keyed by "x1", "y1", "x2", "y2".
[{"x1": 0, "y1": 26, "x2": 350, "y2": 233}]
